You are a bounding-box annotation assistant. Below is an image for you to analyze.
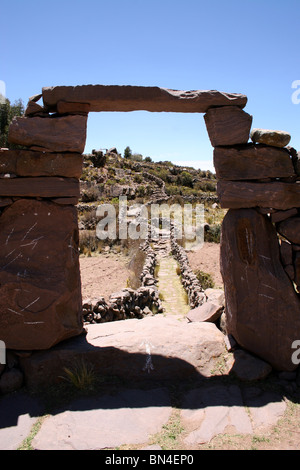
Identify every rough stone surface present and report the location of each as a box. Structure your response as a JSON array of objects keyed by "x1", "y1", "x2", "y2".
[
  {"x1": 204, "y1": 288, "x2": 225, "y2": 307},
  {"x1": 271, "y1": 208, "x2": 298, "y2": 224},
  {"x1": 0, "y1": 368, "x2": 24, "y2": 394},
  {"x1": 277, "y1": 216, "x2": 300, "y2": 244},
  {"x1": 181, "y1": 384, "x2": 286, "y2": 444},
  {"x1": 0, "y1": 199, "x2": 83, "y2": 350},
  {"x1": 186, "y1": 302, "x2": 223, "y2": 323},
  {"x1": 20, "y1": 316, "x2": 226, "y2": 389},
  {"x1": 280, "y1": 240, "x2": 293, "y2": 266},
  {"x1": 250, "y1": 128, "x2": 291, "y2": 148},
  {"x1": 229, "y1": 349, "x2": 272, "y2": 381},
  {"x1": 0, "y1": 177, "x2": 80, "y2": 198},
  {"x1": 42, "y1": 85, "x2": 248, "y2": 113},
  {"x1": 0, "y1": 149, "x2": 83, "y2": 178},
  {"x1": 213, "y1": 144, "x2": 295, "y2": 180},
  {"x1": 8, "y1": 115, "x2": 87, "y2": 153},
  {"x1": 217, "y1": 180, "x2": 300, "y2": 210},
  {"x1": 32, "y1": 388, "x2": 172, "y2": 450},
  {"x1": 204, "y1": 106, "x2": 252, "y2": 147},
  {"x1": 0, "y1": 392, "x2": 43, "y2": 450},
  {"x1": 220, "y1": 208, "x2": 300, "y2": 371},
  {"x1": 181, "y1": 384, "x2": 253, "y2": 444}
]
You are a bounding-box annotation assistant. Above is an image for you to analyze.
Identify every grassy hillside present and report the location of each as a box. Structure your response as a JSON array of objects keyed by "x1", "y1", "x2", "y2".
[{"x1": 78, "y1": 148, "x2": 226, "y2": 255}]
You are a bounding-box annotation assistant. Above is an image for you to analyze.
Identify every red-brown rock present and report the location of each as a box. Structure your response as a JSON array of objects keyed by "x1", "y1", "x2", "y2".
[
  {"x1": 0, "y1": 199, "x2": 83, "y2": 350},
  {"x1": 42, "y1": 85, "x2": 248, "y2": 113},
  {"x1": 270, "y1": 208, "x2": 298, "y2": 223},
  {"x1": 213, "y1": 144, "x2": 295, "y2": 180},
  {"x1": 217, "y1": 180, "x2": 300, "y2": 210},
  {"x1": 57, "y1": 101, "x2": 91, "y2": 115},
  {"x1": 250, "y1": 128, "x2": 291, "y2": 148},
  {"x1": 276, "y1": 216, "x2": 300, "y2": 244},
  {"x1": 0, "y1": 149, "x2": 83, "y2": 178},
  {"x1": 0, "y1": 177, "x2": 80, "y2": 198},
  {"x1": 186, "y1": 302, "x2": 223, "y2": 323},
  {"x1": 8, "y1": 115, "x2": 87, "y2": 153},
  {"x1": 204, "y1": 106, "x2": 252, "y2": 147},
  {"x1": 220, "y1": 208, "x2": 300, "y2": 371},
  {"x1": 294, "y1": 253, "x2": 300, "y2": 287},
  {"x1": 280, "y1": 240, "x2": 293, "y2": 266}
]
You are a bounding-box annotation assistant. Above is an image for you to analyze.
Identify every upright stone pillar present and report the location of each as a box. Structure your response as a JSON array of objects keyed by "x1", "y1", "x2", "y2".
[
  {"x1": 0, "y1": 97, "x2": 88, "y2": 350},
  {"x1": 207, "y1": 113, "x2": 300, "y2": 370}
]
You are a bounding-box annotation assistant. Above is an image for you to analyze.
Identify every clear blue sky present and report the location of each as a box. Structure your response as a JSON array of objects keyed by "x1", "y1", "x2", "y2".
[{"x1": 2, "y1": 0, "x2": 300, "y2": 171}]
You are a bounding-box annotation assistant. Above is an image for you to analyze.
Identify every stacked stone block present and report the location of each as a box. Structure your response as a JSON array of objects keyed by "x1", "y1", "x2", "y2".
[
  {"x1": 204, "y1": 105, "x2": 300, "y2": 371},
  {"x1": 0, "y1": 95, "x2": 87, "y2": 350}
]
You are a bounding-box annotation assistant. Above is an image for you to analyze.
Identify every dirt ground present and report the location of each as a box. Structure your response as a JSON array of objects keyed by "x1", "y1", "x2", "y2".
[
  {"x1": 187, "y1": 242, "x2": 223, "y2": 289},
  {"x1": 79, "y1": 252, "x2": 132, "y2": 301},
  {"x1": 79, "y1": 242, "x2": 223, "y2": 301}
]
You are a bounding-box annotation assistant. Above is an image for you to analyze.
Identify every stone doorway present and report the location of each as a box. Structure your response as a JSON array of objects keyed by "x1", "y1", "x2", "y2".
[{"x1": 1, "y1": 84, "x2": 300, "y2": 373}]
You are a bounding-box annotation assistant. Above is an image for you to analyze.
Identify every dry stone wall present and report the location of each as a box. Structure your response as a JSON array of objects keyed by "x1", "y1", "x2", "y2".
[{"x1": 82, "y1": 238, "x2": 164, "y2": 324}]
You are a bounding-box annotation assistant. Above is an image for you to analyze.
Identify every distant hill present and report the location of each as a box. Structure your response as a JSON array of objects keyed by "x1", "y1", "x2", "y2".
[{"x1": 79, "y1": 147, "x2": 218, "y2": 207}]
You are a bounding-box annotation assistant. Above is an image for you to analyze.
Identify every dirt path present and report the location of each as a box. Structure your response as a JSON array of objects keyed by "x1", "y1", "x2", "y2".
[{"x1": 153, "y1": 238, "x2": 190, "y2": 317}]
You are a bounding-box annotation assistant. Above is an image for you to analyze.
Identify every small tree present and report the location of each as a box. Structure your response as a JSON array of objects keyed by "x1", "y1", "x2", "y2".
[
  {"x1": 124, "y1": 146, "x2": 132, "y2": 159},
  {"x1": 0, "y1": 98, "x2": 25, "y2": 148}
]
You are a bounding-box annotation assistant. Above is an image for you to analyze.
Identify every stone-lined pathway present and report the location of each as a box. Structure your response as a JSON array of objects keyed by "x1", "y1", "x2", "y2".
[{"x1": 152, "y1": 237, "x2": 190, "y2": 317}]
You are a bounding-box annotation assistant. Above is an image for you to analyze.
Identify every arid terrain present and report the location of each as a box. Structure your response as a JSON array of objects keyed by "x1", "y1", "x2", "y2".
[{"x1": 79, "y1": 242, "x2": 223, "y2": 302}]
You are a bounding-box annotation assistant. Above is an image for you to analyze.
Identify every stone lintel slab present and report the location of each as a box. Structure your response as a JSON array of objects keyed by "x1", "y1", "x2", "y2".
[
  {"x1": 217, "y1": 180, "x2": 300, "y2": 210},
  {"x1": 42, "y1": 85, "x2": 248, "y2": 113},
  {"x1": 0, "y1": 177, "x2": 80, "y2": 198}
]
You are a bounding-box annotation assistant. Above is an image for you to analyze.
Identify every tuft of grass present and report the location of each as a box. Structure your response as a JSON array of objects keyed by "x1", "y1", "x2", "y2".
[
  {"x1": 61, "y1": 359, "x2": 96, "y2": 391},
  {"x1": 149, "y1": 410, "x2": 184, "y2": 450}
]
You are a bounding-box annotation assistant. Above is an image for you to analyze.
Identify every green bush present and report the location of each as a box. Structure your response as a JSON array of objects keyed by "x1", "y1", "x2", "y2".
[
  {"x1": 194, "y1": 270, "x2": 215, "y2": 290},
  {"x1": 204, "y1": 224, "x2": 221, "y2": 243},
  {"x1": 177, "y1": 171, "x2": 193, "y2": 188}
]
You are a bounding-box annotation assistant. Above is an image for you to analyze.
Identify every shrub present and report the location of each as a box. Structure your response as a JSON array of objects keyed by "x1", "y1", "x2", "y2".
[
  {"x1": 177, "y1": 171, "x2": 193, "y2": 188},
  {"x1": 194, "y1": 270, "x2": 215, "y2": 290},
  {"x1": 204, "y1": 224, "x2": 221, "y2": 243},
  {"x1": 134, "y1": 174, "x2": 143, "y2": 184},
  {"x1": 81, "y1": 186, "x2": 101, "y2": 203}
]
